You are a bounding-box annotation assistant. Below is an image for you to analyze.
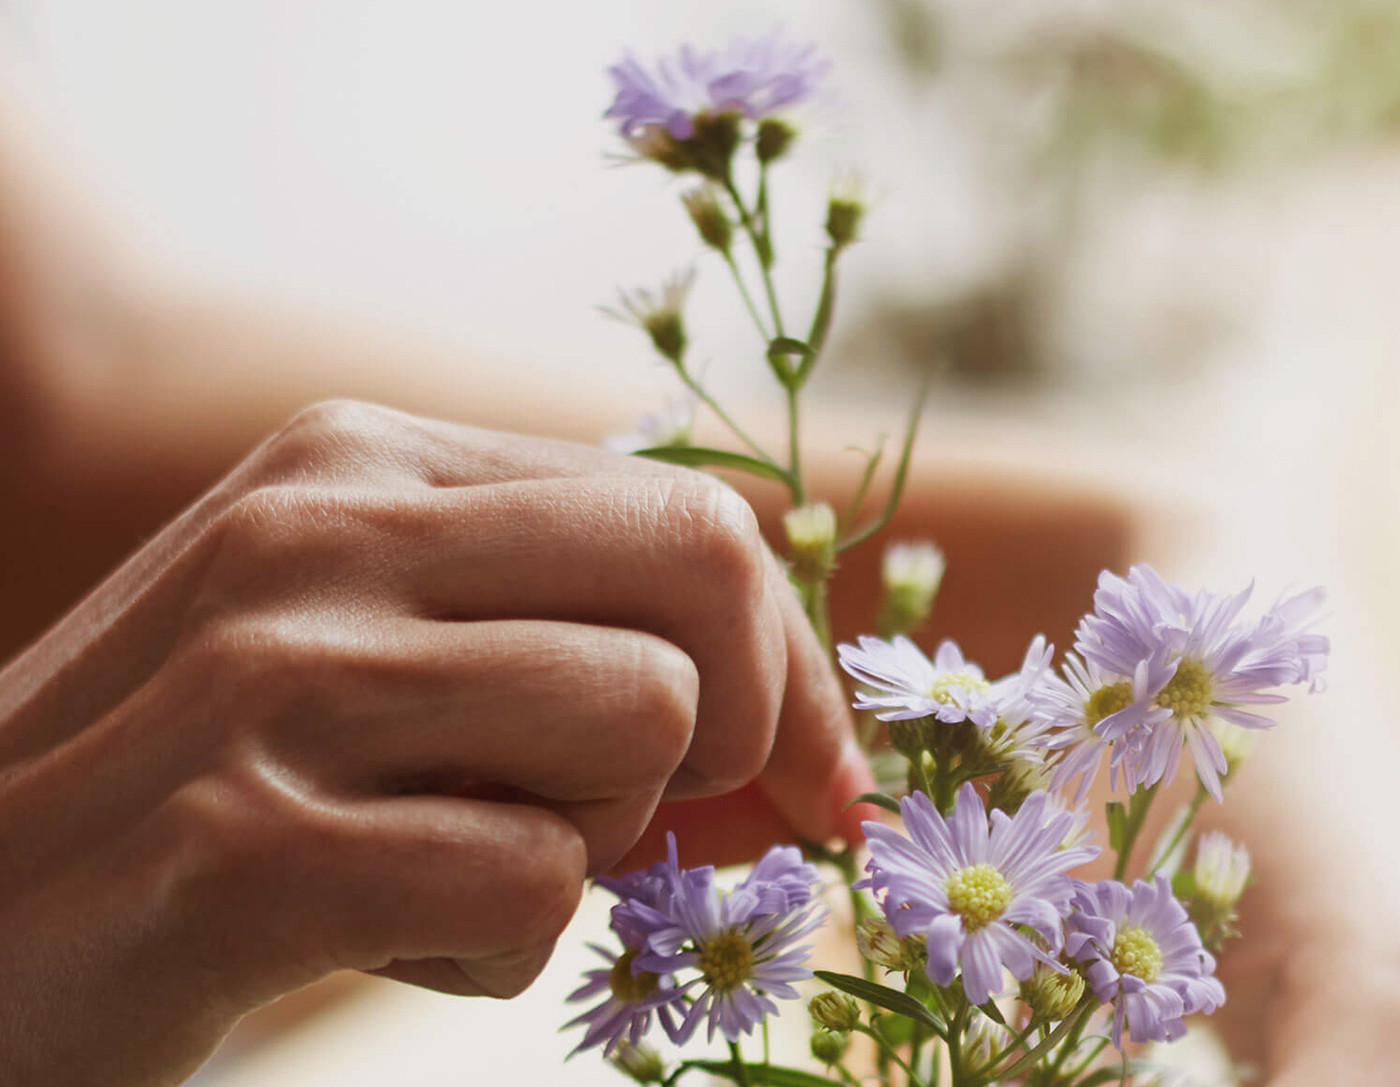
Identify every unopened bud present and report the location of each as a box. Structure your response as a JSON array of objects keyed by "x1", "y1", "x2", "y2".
[
  {"x1": 681, "y1": 185, "x2": 732, "y2": 253},
  {"x1": 784, "y1": 503, "x2": 838, "y2": 583},
  {"x1": 687, "y1": 111, "x2": 743, "y2": 181},
  {"x1": 609, "y1": 1041, "x2": 666, "y2": 1084},
  {"x1": 810, "y1": 1028, "x2": 849, "y2": 1065},
  {"x1": 756, "y1": 118, "x2": 798, "y2": 164},
  {"x1": 825, "y1": 176, "x2": 866, "y2": 251},
  {"x1": 1208, "y1": 719, "x2": 1255, "y2": 781},
  {"x1": 856, "y1": 916, "x2": 926, "y2": 973},
  {"x1": 878, "y1": 541, "x2": 945, "y2": 636},
  {"x1": 808, "y1": 991, "x2": 861, "y2": 1032},
  {"x1": 1021, "y1": 962, "x2": 1085, "y2": 1021},
  {"x1": 1192, "y1": 831, "x2": 1250, "y2": 916}
]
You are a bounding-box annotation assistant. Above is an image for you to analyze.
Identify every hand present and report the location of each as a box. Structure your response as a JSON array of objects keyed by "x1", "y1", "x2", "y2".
[{"x1": 0, "y1": 400, "x2": 868, "y2": 1086}]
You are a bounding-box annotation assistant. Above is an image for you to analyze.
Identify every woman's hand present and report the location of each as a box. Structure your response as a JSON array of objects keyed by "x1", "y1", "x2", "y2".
[{"x1": 0, "y1": 400, "x2": 868, "y2": 1086}]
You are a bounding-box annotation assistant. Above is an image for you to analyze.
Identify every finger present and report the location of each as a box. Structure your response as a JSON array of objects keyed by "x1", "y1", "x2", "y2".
[
  {"x1": 395, "y1": 475, "x2": 789, "y2": 802},
  {"x1": 613, "y1": 783, "x2": 796, "y2": 871},
  {"x1": 262, "y1": 618, "x2": 699, "y2": 808},
  {"x1": 228, "y1": 793, "x2": 588, "y2": 1001},
  {"x1": 751, "y1": 549, "x2": 879, "y2": 846}
]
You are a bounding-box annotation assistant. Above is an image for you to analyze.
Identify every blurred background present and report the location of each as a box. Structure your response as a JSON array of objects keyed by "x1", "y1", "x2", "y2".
[{"x1": 2, "y1": 0, "x2": 1398, "y2": 1082}]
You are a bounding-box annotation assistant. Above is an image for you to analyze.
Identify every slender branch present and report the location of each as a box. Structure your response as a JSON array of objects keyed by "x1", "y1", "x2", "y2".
[
  {"x1": 728, "y1": 1041, "x2": 751, "y2": 1087},
  {"x1": 840, "y1": 441, "x2": 886, "y2": 532},
  {"x1": 786, "y1": 386, "x2": 804, "y2": 504},
  {"x1": 1146, "y1": 782, "x2": 1211, "y2": 874},
  {"x1": 1113, "y1": 783, "x2": 1161, "y2": 882},
  {"x1": 853, "y1": 1023, "x2": 925, "y2": 1087},
  {"x1": 722, "y1": 251, "x2": 771, "y2": 341},
  {"x1": 804, "y1": 247, "x2": 839, "y2": 368},
  {"x1": 990, "y1": 999, "x2": 1094, "y2": 1082},
  {"x1": 722, "y1": 175, "x2": 785, "y2": 337},
  {"x1": 837, "y1": 373, "x2": 931, "y2": 552},
  {"x1": 672, "y1": 363, "x2": 775, "y2": 465}
]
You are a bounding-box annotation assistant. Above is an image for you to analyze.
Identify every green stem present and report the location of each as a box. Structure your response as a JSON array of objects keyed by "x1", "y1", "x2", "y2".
[
  {"x1": 804, "y1": 248, "x2": 839, "y2": 367},
  {"x1": 946, "y1": 1001, "x2": 968, "y2": 1087},
  {"x1": 1146, "y1": 782, "x2": 1210, "y2": 874},
  {"x1": 989, "y1": 999, "x2": 1094, "y2": 1082},
  {"x1": 672, "y1": 364, "x2": 775, "y2": 466},
  {"x1": 840, "y1": 441, "x2": 886, "y2": 534},
  {"x1": 853, "y1": 1023, "x2": 924, "y2": 1087},
  {"x1": 728, "y1": 1041, "x2": 750, "y2": 1087},
  {"x1": 722, "y1": 175, "x2": 785, "y2": 337},
  {"x1": 722, "y1": 252, "x2": 771, "y2": 341},
  {"x1": 1113, "y1": 783, "x2": 1161, "y2": 882},
  {"x1": 837, "y1": 373, "x2": 930, "y2": 552},
  {"x1": 786, "y1": 385, "x2": 804, "y2": 504}
]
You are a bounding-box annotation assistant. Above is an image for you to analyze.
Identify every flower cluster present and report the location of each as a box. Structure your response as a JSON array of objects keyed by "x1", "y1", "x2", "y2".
[
  {"x1": 1032, "y1": 564, "x2": 1328, "y2": 799},
  {"x1": 566, "y1": 834, "x2": 823, "y2": 1055}
]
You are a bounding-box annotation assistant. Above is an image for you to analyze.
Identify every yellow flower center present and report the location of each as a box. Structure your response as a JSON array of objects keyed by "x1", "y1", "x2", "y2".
[
  {"x1": 609, "y1": 950, "x2": 660, "y2": 1003},
  {"x1": 929, "y1": 672, "x2": 990, "y2": 704},
  {"x1": 1111, "y1": 926, "x2": 1163, "y2": 983},
  {"x1": 697, "y1": 930, "x2": 755, "y2": 994},
  {"x1": 1085, "y1": 681, "x2": 1134, "y2": 727},
  {"x1": 944, "y1": 864, "x2": 1013, "y2": 930},
  {"x1": 1157, "y1": 657, "x2": 1214, "y2": 720}
]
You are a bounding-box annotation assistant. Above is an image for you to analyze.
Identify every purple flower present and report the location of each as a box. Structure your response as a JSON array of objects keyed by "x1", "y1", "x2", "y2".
[
  {"x1": 604, "y1": 33, "x2": 829, "y2": 139},
  {"x1": 633, "y1": 835, "x2": 824, "y2": 1044},
  {"x1": 837, "y1": 635, "x2": 1000, "y2": 727},
  {"x1": 564, "y1": 942, "x2": 685, "y2": 1057},
  {"x1": 1073, "y1": 565, "x2": 1328, "y2": 799},
  {"x1": 1030, "y1": 650, "x2": 1174, "y2": 802},
  {"x1": 1065, "y1": 876, "x2": 1225, "y2": 1048},
  {"x1": 861, "y1": 785, "x2": 1098, "y2": 1006}
]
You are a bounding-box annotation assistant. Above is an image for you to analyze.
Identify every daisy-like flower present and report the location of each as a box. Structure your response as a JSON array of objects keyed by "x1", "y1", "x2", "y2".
[
  {"x1": 604, "y1": 393, "x2": 697, "y2": 455},
  {"x1": 604, "y1": 33, "x2": 829, "y2": 140},
  {"x1": 861, "y1": 784, "x2": 1098, "y2": 1006},
  {"x1": 1074, "y1": 565, "x2": 1328, "y2": 799},
  {"x1": 1065, "y1": 875, "x2": 1225, "y2": 1048},
  {"x1": 837, "y1": 635, "x2": 1000, "y2": 727},
  {"x1": 633, "y1": 835, "x2": 824, "y2": 1044},
  {"x1": 1030, "y1": 650, "x2": 1174, "y2": 802},
  {"x1": 563, "y1": 941, "x2": 685, "y2": 1057}
]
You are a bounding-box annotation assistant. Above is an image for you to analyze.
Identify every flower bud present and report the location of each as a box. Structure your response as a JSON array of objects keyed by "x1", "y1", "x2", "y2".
[
  {"x1": 756, "y1": 118, "x2": 798, "y2": 164},
  {"x1": 856, "y1": 916, "x2": 926, "y2": 973},
  {"x1": 687, "y1": 111, "x2": 743, "y2": 181},
  {"x1": 808, "y1": 991, "x2": 861, "y2": 1032},
  {"x1": 825, "y1": 176, "x2": 866, "y2": 251},
  {"x1": 609, "y1": 1041, "x2": 666, "y2": 1084},
  {"x1": 1208, "y1": 719, "x2": 1255, "y2": 781},
  {"x1": 784, "y1": 503, "x2": 838, "y2": 583},
  {"x1": 681, "y1": 185, "x2": 732, "y2": 253},
  {"x1": 878, "y1": 541, "x2": 945, "y2": 636},
  {"x1": 605, "y1": 271, "x2": 695, "y2": 365},
  {"x1": 1021, "y1": 961, "x2": 1085, "y2": 1021},
  {"x1": 810, "y1": 1028, "x2": 849, "y2": 1065},
  {"x1": 1191, "y1": 831, "x2": 1250, "y2": 919}
]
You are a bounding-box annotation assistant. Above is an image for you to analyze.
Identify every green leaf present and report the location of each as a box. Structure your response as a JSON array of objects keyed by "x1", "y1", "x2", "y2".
[
  {"x1": 847, "y1": 791, "x2": 902, "y2": 815},
  {"x1": 1171, "y1": 869, "x2": 1198, "y2": 901},
  {"x1": 681, "y1": 1060, "x2": 836, "y2": 1087},
  {"x1": 813, "y1": 971, "x2": 945, "y2": 1034},
  {"x1": 872, "y1": 1012, "x2": 914, "y2": 1046},
  {"x1": 1075, "y1": 1060, "x2": 1164, "y2": 1086},
  {"x1": 634, "y1": 445, "x2": 793, "y2": 486},
  {"x1": 1106, "y1": 801, "x2": 1128, "y2": 854}
]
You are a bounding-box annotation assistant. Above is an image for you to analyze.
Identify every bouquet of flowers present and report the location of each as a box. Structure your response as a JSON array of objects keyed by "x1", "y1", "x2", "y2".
[{"x1": 563, "y1": 32, "x2": 1327, "y2": 1087}]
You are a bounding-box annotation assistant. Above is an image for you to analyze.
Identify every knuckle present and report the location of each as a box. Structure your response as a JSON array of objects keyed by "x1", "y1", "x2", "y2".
[
  {"x1": 652, "y1": 475, "x2": 766, "y2": 595},
  {"x1": 255, "y1": 399, "x2": 395, "y2": 480}
]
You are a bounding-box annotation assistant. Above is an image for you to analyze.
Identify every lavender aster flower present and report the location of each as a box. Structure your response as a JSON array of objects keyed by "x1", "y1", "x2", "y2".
[
  {"x1": 1065, "y1": 875, "x2": 1225, "y2": 1048},
  {"x1": 837, "y1": 635, "x2": 1000, "y2": 727},
  {"x1": 1030, "y1": 650, "x2": 1174, "y2": 802},
  {"x1": 604, "y1": 393, "x2": 697, "y2": 454},
  {"x1": 564, "y1": 941, "x2": 685, "y2": 1057},
  {"x1": 634, "y1": 835, "x2": 824, "y2": 1044},
  {"x1": 1075, "y1": 565, "x2": 1328, "y2": 799},
  {"x1": 862, "y1": 784, "x2": 1098, "y2": 1006},
  {"x1": 605, "y1": 33, "x2": 829, "y2": 140}
]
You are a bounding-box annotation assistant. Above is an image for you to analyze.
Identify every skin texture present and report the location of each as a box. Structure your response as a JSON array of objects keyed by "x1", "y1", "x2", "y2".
[{"x1": 0, "y1": 401, "x2": 870, "y2": 1086}]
